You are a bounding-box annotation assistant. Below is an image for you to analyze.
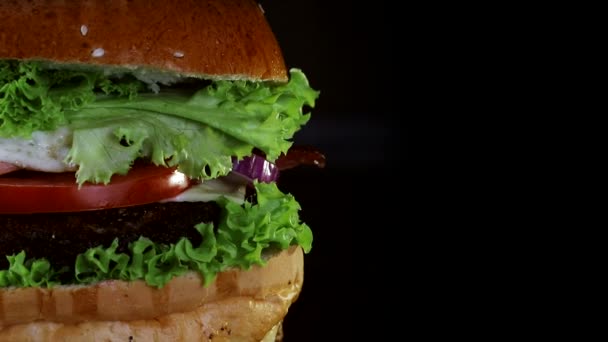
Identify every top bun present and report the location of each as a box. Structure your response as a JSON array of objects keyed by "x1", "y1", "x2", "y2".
[{"x1": 0, "y1": 0, "x2": 287, "y2": 82}]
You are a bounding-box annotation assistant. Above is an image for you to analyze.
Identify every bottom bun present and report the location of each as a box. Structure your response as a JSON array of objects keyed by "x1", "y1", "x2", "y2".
[{"x1": 0, "y1": 247, "x2": 303, "y2": 342}]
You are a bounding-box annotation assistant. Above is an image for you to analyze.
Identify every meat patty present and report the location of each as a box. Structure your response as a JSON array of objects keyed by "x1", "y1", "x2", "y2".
[{"x1": 0, "y1": 201, "x2": 221, "y2": 270}]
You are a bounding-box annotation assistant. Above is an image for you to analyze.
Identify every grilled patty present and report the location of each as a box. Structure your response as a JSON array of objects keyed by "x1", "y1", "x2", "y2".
[{"x1": 0, "y1": 201, "x2": 221, "y2": 270}]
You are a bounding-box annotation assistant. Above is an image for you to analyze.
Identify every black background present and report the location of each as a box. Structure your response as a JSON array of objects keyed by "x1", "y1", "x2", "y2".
[{"x1": 258, "y1": 1, "x2": 395, "y2": 340}]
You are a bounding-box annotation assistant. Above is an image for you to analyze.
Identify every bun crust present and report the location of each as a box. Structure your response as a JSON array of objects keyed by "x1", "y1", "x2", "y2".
[
  {"x1": 0, "y1": 0, "x2": 287, "y2": 82},
  {"x1": 0, "y1": 247, "x2": 303, "y2": 341}
]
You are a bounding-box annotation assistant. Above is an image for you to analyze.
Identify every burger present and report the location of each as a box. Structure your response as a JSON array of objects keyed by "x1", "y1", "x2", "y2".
[{"x1": 0, "y1": 0, "x2": 321, "y2": 341}]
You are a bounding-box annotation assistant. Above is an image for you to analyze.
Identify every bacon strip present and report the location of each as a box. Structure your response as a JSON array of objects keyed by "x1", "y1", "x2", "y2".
[
  {"x1": 275, "y1": 145, "x2": 326, "y2": 171},
  {"x1": 0, "y1": 162, "x2": 20, "y2": 176}
]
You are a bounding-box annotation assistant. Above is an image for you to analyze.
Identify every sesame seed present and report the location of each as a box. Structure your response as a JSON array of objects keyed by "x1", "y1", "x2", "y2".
[
  {"x1": 173, "y1": 51, "x2": 185, "y2": 58},
  {"x1": 258, "y1": 3, "x2": 265, "y2": 13},
  {"x1": 91, "y1": 48, "x2": 105, "y2": 57},
  {"x1": 80, "y1": 25, "x2": 88, "y2": 36}
]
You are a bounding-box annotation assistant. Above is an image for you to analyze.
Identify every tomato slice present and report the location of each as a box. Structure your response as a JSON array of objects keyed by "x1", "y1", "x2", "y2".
[
  {"x1": 0, "y1": 162, "x2": 20, "y2": 176},
  {"x1": 0, "y1": 164, "x2": 190, "y2": 214}
]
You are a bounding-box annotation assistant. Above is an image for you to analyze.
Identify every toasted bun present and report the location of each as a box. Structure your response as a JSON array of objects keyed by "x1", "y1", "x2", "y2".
[
  {"x1": 0, "y1": 247, "x2": 303, "y2": 341},
  {"x1": 0, "y1": 0, "x2": 287, "y2": 82}
]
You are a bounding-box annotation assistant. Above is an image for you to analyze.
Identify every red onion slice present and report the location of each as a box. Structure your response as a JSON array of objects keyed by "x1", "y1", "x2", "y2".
[{"x1": 231, "y1": 155, "x2": 279, "y2": 183}]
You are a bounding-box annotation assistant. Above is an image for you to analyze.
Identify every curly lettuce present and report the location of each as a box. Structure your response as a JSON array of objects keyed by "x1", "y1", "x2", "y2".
[
  {"x1": 0, "y1": 252, "x2": 66, "y2": 288},
  {"x1": 0, "y1": 182, "x2": 312, "y2": 289},
  {"x1": 0, "y1": 60, "x2": 142, "y2": 137},
  {"x1": 0, "y1": 60, "x2": 318, "y2": 185}
]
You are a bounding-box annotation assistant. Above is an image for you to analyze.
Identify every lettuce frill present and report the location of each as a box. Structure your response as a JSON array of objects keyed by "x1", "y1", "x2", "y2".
[
  {"x1": 0, "y1": 60, "x2": 318, "y2": 185},
  {"x1": 0, "y1": 182, "x2": 312, "y2": 289}
]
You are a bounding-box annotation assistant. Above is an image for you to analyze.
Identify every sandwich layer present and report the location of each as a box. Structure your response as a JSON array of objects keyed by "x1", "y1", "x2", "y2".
[
  {"x1": 0, "y1": 201, "x2": 221, "y2": 271},
  {"x1": 0, "y1": 246, "x2": 303, "y2": 339},
  {"x1": 0, "y1": 0, "x2": 287, "y2": 82}
]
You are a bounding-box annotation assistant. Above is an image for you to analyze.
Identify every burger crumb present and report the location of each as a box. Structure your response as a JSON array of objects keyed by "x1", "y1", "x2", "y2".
[
  {"x1": 80, "y1": 24, "x2": 88, "y2": 36},
  {"x1": 128, "y1": 336, "x2": 133, "y2": 342},
  {"x1": 208, "y1": 333, "x2": 214, "y2": 339}
]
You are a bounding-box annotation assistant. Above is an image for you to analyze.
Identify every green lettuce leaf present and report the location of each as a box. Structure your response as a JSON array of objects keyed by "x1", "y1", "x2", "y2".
[
  {"x1": 0, "y1": 60, "x2": 143, "y2": 138},
  {"x1": 0, "y1": 251, "x2": 66, "y2": 288},
  {"x1": 0, "y1": 182, "x2": 312, "y2": 289},
  {"x1": 1, "y1": 60, "x2": 318, "y2": 185},
  {"x1": 67, "y1": 112, "x2": 252, "y2": 184},
  {"x1": 66, "y1": 69, "x2": 316, "y2": 184}
]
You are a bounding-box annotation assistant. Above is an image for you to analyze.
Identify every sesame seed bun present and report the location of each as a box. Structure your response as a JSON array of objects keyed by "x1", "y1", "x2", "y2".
[{"x1": 0, "y1": 0, "x2": 287, "y2": 82}]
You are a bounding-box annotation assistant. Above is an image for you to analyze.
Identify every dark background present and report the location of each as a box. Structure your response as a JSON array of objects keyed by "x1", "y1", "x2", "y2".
[{"x1": 258, "y1": 1, "x2": 395, "y2": 340}]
